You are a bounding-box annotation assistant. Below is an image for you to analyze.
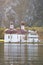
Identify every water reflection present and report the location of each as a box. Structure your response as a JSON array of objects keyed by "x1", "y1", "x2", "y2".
[
  {"x1": 28, "y1": 44, "x2": 38, "y2": 61},
  {"x1": 4, "y1": 43, "x2": 38, "y2": 65},
  {"x1": 4, "y1": 43, "x2": 25, "y2": 64}
]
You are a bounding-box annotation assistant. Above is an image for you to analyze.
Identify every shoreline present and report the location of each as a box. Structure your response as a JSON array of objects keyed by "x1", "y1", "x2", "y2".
[
  {"x1": 0, "y1": 39, "x2": 4, "y2": 42},
  {"x1": 0, "y1": 39, "x2": 43, "y2": 43}
]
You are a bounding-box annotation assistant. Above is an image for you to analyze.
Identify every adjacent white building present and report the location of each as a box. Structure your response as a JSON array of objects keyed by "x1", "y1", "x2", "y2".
[{"x1": 27, "y1": 30, "x2": 39, "y2": 42}]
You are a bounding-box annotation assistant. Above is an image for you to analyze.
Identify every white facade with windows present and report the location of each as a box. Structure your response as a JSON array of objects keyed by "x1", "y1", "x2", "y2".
[
  {"x1": 17, "y1": 34, "x2": 27, "y2": 42},
  {"x1": 27, "y1": 30, "x2": 39, "y2": 42},
  {"x1": 4, "y1": 34, "x2": 18, "y2": 42}
]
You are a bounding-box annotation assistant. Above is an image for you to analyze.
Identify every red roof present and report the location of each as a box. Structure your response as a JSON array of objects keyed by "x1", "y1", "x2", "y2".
[
  {"x1": 5, "y1": 29, "x2": 17, "y2": 34},
  {"x1": 5, "y1": 28, "x2": 27, "y2": 34},
  {"x1": 17, "y1": 29, "x2": 27, "y2": 34}
]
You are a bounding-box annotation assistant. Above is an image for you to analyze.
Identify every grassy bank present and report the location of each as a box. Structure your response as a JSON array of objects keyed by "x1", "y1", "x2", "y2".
[
  {"x1": 0, "y1": 28, "x2": 5, "y2": 39},
  {"x1": 0, "y1": 40, "x2": 43, "y2": 44},
  {"x1": 0, "y1": 39, "x2": 4, "y2": 42},
  {"x1": 25, "y1": 27, "x2": 43, "y2": 32}
]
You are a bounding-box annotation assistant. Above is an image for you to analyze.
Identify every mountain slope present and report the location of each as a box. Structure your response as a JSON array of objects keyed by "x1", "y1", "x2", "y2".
[{"x1": 0, "y1": 0, "x2": 43, "y2": 27}]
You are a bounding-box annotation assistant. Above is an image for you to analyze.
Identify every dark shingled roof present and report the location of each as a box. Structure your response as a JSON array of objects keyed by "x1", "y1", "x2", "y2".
[
  {"x1": 5, "y1": 29, "x2": 17, "y2": 34},
  {"x1": 17, "y1": 29, "x2": 27, "y2": 34},
  {"x1": 5, "y1": 29, "x2": 27, "y2": 34}
]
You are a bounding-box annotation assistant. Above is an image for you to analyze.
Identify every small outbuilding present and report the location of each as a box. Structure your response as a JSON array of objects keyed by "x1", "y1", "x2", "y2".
[{"x1": 27, "y1": 30, "x2": 39, "y2": 42}]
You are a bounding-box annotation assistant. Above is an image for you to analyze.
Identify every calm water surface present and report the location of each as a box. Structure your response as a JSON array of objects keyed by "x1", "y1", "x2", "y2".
[{"x1": 0, "y1": 42, "x2": 43, "y2": 65}]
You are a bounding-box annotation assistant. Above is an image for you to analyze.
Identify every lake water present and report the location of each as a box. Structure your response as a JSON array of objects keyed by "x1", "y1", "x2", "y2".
[{"x1": 0, "y1": 42, "x2": 43, "y2": 65}]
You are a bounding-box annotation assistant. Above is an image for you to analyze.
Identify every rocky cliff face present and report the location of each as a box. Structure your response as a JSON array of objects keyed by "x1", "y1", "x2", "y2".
[{"x1": 0, "y1": 0, "x2": 43, "y2": 27}]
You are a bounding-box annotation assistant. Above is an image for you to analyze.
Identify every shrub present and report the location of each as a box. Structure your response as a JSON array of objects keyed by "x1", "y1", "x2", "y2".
[{"x1": 0, "y1": 28, "x2": 5, "y2": 39}]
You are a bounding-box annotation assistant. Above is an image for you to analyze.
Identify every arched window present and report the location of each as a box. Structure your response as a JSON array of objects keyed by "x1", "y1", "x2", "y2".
[{"x1": 8, "y1": 36, "x2": 10, "y2": 39}]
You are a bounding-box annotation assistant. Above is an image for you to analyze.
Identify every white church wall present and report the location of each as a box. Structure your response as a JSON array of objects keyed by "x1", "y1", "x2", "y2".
[
  {"x1": 4, "y1": 34, "x2": 11, "y2": 42},
  {"x1": 17, "y1": 34, "x2": 27, "y2": 42},
  {"x1": 11, "y1": 34, "x2": 18, "y2": 42},
  {"x1": 4, "y1": 34, "x2": 18, "y2": 42}
]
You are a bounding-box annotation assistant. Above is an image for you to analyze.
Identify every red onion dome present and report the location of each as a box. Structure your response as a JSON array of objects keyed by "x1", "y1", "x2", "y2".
[{"x1": 21, "y1": 21, "x2": 25, "y2": 25}]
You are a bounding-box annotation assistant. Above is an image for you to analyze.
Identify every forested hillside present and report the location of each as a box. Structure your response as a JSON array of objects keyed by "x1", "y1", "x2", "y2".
[{"x1": 0, "y1": 0, "x2": 43, "y2": 27}]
